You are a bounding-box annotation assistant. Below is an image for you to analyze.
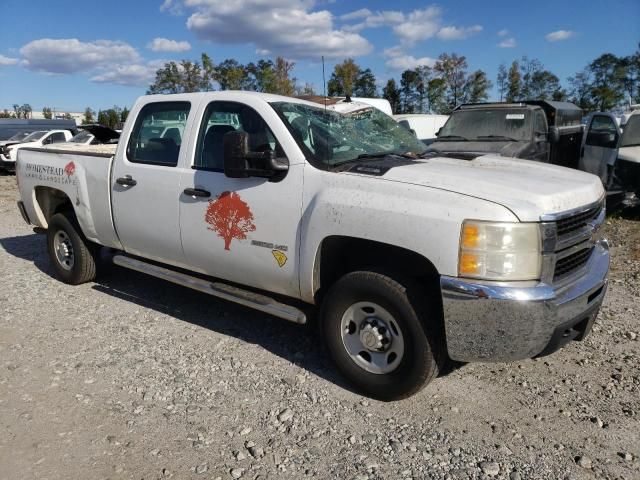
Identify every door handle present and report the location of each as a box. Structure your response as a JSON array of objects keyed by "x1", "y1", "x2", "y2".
[
  {"x1": 116, "y1": 175, "x2": 137, "y2": 187},
  {"x1": 183, "y1": 187, "x2": 211, "y2": 198}
]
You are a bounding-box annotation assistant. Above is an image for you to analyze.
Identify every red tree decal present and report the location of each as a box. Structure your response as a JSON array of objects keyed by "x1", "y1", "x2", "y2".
[
  {"x1": 64, "y1": 161, "x2": 76, "y2": 177},
  {"x1": 205, "y1": 191, "x2": 256, "y2": 251}
]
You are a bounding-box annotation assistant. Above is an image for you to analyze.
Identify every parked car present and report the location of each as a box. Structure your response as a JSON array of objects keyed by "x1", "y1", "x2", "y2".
[
  {"x1": 0, "y1": 130, "x2": 37, "y2": 148},
  {"x1": 1, "y1": 129, "x2": 73, "y2": 172},
  {"x1": 0, "y1": 118, "x2": 76, "y2": 142},
  {"x1": 16, "y1": 91, "x2": 608, "y2": 400},
  {"x1": 394, "y1": 114, "x2": 449, "y2": 145}
]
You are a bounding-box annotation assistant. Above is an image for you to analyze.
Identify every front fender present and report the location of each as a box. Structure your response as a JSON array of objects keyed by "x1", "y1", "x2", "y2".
[{"x1": 298, "y1": 170, "x2": 518, "y2": 303}]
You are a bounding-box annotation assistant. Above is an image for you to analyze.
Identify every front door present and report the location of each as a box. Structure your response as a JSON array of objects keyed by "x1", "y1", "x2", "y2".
[
  {"x1": 111, "y1": 100, "x2": 192, "y2": 266},
  {"x1": 533, "y1": 109, "x2": 550, "y2": 162},
  {"x1": 179, "y1": 100, "x2": 303, "y2": 298},
  {"x1": 580, "y1": 113, "x2": 620, "y2": 184}
]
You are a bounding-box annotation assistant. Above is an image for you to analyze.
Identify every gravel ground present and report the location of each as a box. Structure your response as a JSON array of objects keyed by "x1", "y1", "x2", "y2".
[{"x1": 0, "y1": 173, "x2": 638, "y2": 480}]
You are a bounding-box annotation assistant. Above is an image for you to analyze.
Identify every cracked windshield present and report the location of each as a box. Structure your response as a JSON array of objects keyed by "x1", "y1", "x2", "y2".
[{"x1": 271, "y1": 102, "x2": 428, "y2": 166}]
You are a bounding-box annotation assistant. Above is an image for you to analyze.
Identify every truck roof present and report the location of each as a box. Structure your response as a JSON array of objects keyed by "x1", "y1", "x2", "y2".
[{"x1": 141, "y1": 91, "x2": 321, "y2": 108}]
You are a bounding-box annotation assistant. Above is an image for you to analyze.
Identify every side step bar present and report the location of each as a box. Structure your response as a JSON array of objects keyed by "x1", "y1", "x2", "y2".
[{"x1": 112, "y1": 255, "x2": 307, "y2": 324}]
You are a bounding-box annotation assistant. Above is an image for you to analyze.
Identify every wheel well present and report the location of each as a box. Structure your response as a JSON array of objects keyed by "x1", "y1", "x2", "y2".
[
  {"x1": 316, "y1": 236, "x2": 441, "y2": 301},
  {"x1": 34, "y1": 186, "x2": 74, "y2": 226}
]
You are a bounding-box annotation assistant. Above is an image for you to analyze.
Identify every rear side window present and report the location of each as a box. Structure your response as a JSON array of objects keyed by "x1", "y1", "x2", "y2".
[
  {"x1": 50, "y1": 132, "x2": 67, "y2": 143},
  {"x1": 127, "y1": 102, "x2": 190, "y2": 166}
]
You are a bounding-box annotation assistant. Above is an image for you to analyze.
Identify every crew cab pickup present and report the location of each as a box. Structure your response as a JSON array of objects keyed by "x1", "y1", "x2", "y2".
[{"x1": 16, "y1": 92, "x2": 609, "y2": 400}]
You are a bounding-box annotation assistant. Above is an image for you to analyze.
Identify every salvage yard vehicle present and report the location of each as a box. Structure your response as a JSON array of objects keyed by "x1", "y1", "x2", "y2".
[
  {"x1": 15, "y1": 92, "x2": 609, "y2": 400},
  {"x1": 428, "y1": 101, "x2": 584, "y2": 166},
  {"x1": 67, "y1": 124, "x2": 121, "y2": 146},
  {"x1": 583, "y1": 110, "x2": 640, "y2": 207},
  {"x1": 1, "y1": 129, "x2": 73, "y2": 172},
  {"x1": 394, "y1": 114, "x2": 449, "y2": 145}
]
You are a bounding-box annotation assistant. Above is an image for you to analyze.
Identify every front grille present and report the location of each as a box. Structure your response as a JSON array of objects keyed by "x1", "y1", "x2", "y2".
[
  {"x1": 554, "y1": 247, "x2": 593, "y2": 281},
  {"x1": 556, "y1": 204, "x2": 602, "y2": 237}
]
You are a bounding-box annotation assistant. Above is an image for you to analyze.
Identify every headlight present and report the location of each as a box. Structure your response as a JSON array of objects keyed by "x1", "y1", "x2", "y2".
[
  {"x1": 458, "y1": 220, "x2": 541, "y2": 281},
  {"x1": 5, "y1": 149, "x2": 11, "y2": 159}
]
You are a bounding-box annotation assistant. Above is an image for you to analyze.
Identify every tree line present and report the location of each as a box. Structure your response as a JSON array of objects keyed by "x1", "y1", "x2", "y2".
[
  {"x1": 3, "y1": 44, "x2": 637, "y2": 124},
  {"x1": 146, "y1": 45, "x2": 638, "y2": 115}
]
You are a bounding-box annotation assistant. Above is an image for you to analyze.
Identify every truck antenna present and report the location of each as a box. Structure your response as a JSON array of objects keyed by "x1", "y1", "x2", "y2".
[{"x1": 322, "y1": 55, "x2": 327, "y2": 112}]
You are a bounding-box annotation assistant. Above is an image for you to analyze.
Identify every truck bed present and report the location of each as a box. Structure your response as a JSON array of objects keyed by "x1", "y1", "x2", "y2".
[{"x1": 16, "y1": 146, "x2": 121, "y2": 249}]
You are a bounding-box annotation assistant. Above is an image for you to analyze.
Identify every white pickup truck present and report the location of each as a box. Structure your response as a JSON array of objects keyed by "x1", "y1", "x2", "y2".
[{"x1": 16, "y1": 92, "x2": 609, "y2": 400}]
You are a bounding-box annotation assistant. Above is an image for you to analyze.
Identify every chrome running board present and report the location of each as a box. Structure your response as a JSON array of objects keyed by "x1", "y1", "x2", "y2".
[{"x1": 112, "y1": 255, "x2": 306, "y2": 324}]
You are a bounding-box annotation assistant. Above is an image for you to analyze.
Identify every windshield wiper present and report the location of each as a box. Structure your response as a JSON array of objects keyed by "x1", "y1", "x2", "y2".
[
  {"x1": 356, "y1": 152, "x2": 418, "y2": 160},
  {"x1": 475, "y1": 135, "x2": 519, "y2": 141},
  {"x1": 436, "y1": 135, "x2": 469, "y2": 141}
]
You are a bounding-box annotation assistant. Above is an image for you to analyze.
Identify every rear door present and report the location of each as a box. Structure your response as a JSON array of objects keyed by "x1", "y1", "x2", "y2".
[
  {"x1": 111, "y1": 100, "x2": 194, "y2": 267},
  {"x1": 178, "y1": 99, "x2": 304, "y2": 297},
  {"x1": 580, "y1": 113, "x2": 620, "y2": 184}
]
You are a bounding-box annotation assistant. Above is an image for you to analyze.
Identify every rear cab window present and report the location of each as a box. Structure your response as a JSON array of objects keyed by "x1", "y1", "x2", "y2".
[{"x1": 127, "y1": 102, "x2": 190, "y2": 166}]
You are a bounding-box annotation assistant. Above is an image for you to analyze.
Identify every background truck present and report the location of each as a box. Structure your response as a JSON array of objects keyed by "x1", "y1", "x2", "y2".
[
  {"x1": 580, "y1": 110, "x2": 640, "y2": 207},
  {"x1": 394, "y1": 113, "x2": 449, "y2": 145},
  {"x1": 16, "y1": 91, "x2": 609, "y2": 400},
  {"x1": 428, "y1": 101, "x2": 583, "y2": 165}
]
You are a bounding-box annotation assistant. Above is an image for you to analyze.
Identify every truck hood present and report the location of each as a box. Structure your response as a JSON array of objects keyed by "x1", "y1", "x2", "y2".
[
  {"x1": 347, "y1": 154, "x2": 604, "y2": 222},
  {"x1": 428, "y1": 139, "x2": 529, "y2": 158},
  {"x1": 8, "y1": 141, "x2": 37, "y2": 150}
]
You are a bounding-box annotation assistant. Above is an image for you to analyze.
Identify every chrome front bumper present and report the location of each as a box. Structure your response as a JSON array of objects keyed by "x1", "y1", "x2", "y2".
[{"x1": 440, "y1": 239, "x2": 609, "y2": 362}]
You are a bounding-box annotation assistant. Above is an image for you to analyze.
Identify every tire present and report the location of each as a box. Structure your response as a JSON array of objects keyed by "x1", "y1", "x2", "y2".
[
  {"x1": 46, "y1": 212, "x2": 98, "y2": 285},
  {"x1": 321, "y1": 271, "x2": 443, "y2": 401}
]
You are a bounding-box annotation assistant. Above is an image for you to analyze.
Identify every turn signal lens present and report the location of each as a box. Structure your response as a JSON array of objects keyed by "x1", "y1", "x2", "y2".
[{"x1": 458, "y1": 221, "x2": 541, "y2": 281}]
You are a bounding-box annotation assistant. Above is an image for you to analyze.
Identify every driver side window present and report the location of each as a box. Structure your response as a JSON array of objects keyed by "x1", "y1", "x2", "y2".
[
  {"x1": 534, "y1": 112, "x2": 547, "y2": 135},
  {"x1": 194, "y1": 102, "x2": 283, "y2": 171}
]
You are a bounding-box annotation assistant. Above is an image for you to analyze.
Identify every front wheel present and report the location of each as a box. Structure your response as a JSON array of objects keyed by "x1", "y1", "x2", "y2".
[
  {"x1": 46, "y1": 212, "x2": 98, "y2": 285},
  {"x1": 321, "y1": 271, "x2": 443, "y2": 400}
]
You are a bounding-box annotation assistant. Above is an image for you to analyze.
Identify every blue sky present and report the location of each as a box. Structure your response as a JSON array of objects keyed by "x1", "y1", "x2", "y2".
[{"x1": 0, "y1": 0, "x2": 638, "y2": 112}]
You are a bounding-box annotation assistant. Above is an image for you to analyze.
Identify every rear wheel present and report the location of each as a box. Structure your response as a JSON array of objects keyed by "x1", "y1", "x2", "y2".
[
  {"x1": 47, "y1": 212, "x2": 98, "y2": 285},
  {"x1": 321, "y1": 271, "x2": 443, "y2": 400}
]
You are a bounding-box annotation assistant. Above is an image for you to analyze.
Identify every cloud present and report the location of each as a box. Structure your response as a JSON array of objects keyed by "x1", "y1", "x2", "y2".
[
  {"x1": 148, "y1": 37, "x2": 191, "y2": 52},
  {"x1": 342, "y1": 10, "x2": 405, "y2": 32},
  {"x1": 383, "y1": 46, "x2": 435, "y2": 70},
  {"x1": 436, "y1": 25, "x2": 482, "y2": 40},
  {"x1": 90, "y1": 60, "x2": 165, "y2": 87},
  {"x1": 386, "y1": 55, "x2": 436, "y2": 70},
  {"x1": 388, "y1": 6, "x2": 482, "y2": 45},
  {"x1": 339, "y1": 8, "x2": 372, "y2": 21},
  {"x1": 182, "y1": 0, "x2": 372, "y2": 59},
  {"x1": 497, "y1": 29, "x2": 509, "y2": 37},
  {"x1": 0, "y1": 54, "x2": 19, "y2": 66},
  {"x1": 392, "y1": 6, "x2": 442, "y2": 45},
  {"x1": 20, "y1": 38, "x2": 140, "y2": 74},
  {"x1": 545, "y1": 30, "x2": 575, "y2": 42},
  {"x1": 160, "y1": 0, "x2": 184, "y2": 15},
  {"x1": 498, "y1": 37, "x2": 517, "y2": 48}
]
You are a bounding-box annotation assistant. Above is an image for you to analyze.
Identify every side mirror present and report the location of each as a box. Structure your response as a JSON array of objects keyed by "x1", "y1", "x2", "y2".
[
  {"x1": 223, "y1": 131, "x2": 289, "y2": 180},
  {"x1": 43, "y1": 136, "x2": 52, "y2": 145},
  {"x1": 409, "y1": 128, "x2": 417, "y2": 137},
  {"x1": 548, "y1": 126, "x2": 560, "y2": 144},
  {"x1": 435, "y1": 127, "x2": 442, "y2": 137}
]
